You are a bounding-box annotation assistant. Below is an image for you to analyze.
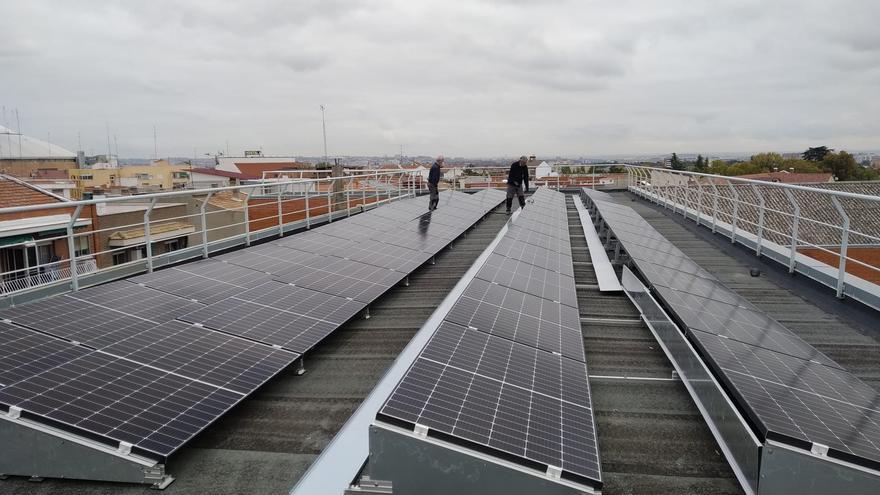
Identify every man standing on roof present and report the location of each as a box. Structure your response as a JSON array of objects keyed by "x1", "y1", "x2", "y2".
[
  {"x1": 427, "y1": 155, "x2": 443, "y2": 211},
  {"x1": 505, "y1": 155, "x2": 529, "y2": 214}
]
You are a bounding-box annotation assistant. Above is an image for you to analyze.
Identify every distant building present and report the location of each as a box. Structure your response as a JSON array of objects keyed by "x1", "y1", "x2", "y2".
[
  {"x1": 535, "y1": 161, "x2": 557, "y2": 178},
  {"x1": 0, "y1": 175, "x2": 94, "y2": 293},
  {"x1": 0, "y1": 125, "x2": 77, "y2": 178},
  {"x1": 215, "y1": 156, "x2": 313, "y2": 178},
  {"x1": 190, "y1": 168, "x2": 250, "y2": 189},
  {"x1": 69, "y1": 160, "x2": 192, "y2": 192}
]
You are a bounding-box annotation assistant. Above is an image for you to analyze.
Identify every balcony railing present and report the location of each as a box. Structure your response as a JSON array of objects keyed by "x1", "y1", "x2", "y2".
[
  {"x1": 0, "y1": 258, "x2": 97, "y2": 294},
  {"x1": 0, "y1": 170, "x2": 428, "y2": 304},
  {"x1": 625, "y1": 166, "x2": 880, "y2": 310}
]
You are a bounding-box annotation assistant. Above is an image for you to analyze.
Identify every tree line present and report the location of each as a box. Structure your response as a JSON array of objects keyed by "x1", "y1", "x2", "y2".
[{"x1": 666, "y1": 146, "x2": 878, "y2": 181}]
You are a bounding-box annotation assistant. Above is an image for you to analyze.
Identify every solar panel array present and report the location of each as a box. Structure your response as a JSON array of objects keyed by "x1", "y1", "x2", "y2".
[
  {"x1": 379, "y1": 188, "x2": 602, "y2": 488},
  {"x1": 582, "y1": 188, "x2": 880, "y2": 471},
  {"x1": 0, "y1": 189, "x2": 503, "y2": 460}
]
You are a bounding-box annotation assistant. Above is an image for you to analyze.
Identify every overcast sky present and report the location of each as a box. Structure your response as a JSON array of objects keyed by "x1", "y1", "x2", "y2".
[{"x1": 1, "y1": 0, "x2": 878, "y2": 158}]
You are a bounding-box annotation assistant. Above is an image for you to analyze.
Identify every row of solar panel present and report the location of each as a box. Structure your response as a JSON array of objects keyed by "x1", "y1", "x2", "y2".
[
  {"x1": 379, "y1": 188, "x2": 603, "y2": 487},
  {"x1": 582, "y1": 188, "x2": 880, "y2": 471},
  {"x1": 0, "y1": 189, "x2": 505, "y2": 460}
]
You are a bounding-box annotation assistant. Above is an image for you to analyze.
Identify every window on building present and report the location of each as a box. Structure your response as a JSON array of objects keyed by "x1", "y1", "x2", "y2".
[
  {"x1": 79, "y1": 174, "x2": 93, "y2": 180},
  {"x1": 73, "y1": 236, "x2": 90, "y2": 257},
  {"x1": 164, "y1": 238, "x2": 187, "y2": 252},
  {"x1": 112, "y1": 252, "x2": 127, "y2": 265}
]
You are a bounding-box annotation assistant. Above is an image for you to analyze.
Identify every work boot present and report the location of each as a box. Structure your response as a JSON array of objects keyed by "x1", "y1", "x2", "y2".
[{"x1": 505, "y1": 197, "x2": 513, "y2": 212}]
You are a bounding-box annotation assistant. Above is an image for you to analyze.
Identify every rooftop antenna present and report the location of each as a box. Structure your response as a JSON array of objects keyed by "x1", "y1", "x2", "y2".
[
  {"x1": 2, "y1": 106, "x2": 10, "y2": 158},
  {"x1": 77, "y1": 131, "x2": 82, "y2": 152},
  {"x1": 225, "y1": 139, "x2": 229, "y2": 157},
  {"x1": 15, "y1": 108, "x2": 22, "y2": 157},
  {"x1": 114, "y1": 134, "x2": 119, "y2": 161},
  {"x1": 106, "y1": 122, "x2": 112, "y2": 163}
]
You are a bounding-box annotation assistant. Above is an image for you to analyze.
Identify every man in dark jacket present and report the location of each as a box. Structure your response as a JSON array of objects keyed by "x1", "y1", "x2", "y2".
[
  {"x1": 427, "y1": 155, "x2": 443, "y2": 210},
  {"x1": 505, "y1": 155, "x2": 529, "y2": 214}
]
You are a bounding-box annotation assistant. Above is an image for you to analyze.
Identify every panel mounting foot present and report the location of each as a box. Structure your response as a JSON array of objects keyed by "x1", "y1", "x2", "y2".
[
  {"x1": 404, "y1": 276, "x2": 409, "y2": 287},
  {"x1": 364, "y1": 306, "x2": 371, "y2": 319},
  {"x1": 295, "y1": 358, "x2": 307, "y2": 376},
  {"x1": 150, "y1": 475, "x2": 175, "y2": 490},
  {"x1": 28, "y1": 476, "x2": 43, "y2": 482}
]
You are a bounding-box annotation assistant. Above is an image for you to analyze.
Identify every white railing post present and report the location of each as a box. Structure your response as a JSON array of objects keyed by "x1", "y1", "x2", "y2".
[
  {"x1": 328, "y1": 178, "x2": 333, "y2": 222},
  {"x1": 709, "y1": 182, "x2": 720, "y2": 233},
  {"x1": 695, "y1": 179, "x2": 704, "y2": 225},
  {"x1": 751, "y1": 184, "x2": 766, "y2": 257},
  {"x1": 361, "y1": 177, "x2": 366, "y2": 210},
  {"x1": 277, "y1": 187, "x2": 284, "y2": 236},
  {"x1": 243, "y1": 187, "x2": 253, "y2": 246},
  {"x1": 66, "y1": 204, "x2": 84, "y2": 291},
  {"x1": 784, "y1": 189, "x2": 800, "y2": 274},
  {"x1": 305, "y1": 183, "x2": 311, "y2": 229},
  {"x1": 144, "y1": 197, "x2": 158, "y2": 273},
  {"x1": 347, "y1": 177, "x2": 352, "y2": 217},
  {"x1": 727, "y1": 181, "x2": 739, "y2": 244},
  {"x1": 830, "y1": 196, "x2": 850, "y2": 299},
  {"x1": 200, "y1": 191, "x2": 214, "y2": 259}
]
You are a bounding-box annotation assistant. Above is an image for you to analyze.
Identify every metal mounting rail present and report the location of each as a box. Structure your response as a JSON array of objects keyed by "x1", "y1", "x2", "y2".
[{"x1": 571, "y1": 194, "x2": 621, "y2": 292}]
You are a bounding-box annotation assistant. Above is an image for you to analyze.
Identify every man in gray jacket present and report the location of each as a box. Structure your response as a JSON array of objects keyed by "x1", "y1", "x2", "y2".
[
  {"x1": 505, "y1": 155, "x2": 529, "y2": 214},
  {"x1": 427, "y1": 155, "x2": 443, "y2": 211}
]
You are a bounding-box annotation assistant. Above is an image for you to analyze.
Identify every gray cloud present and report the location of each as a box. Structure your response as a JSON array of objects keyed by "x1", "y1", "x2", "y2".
[{"x1": 0, "y1": 0, "x2": 878, "y2": 158}]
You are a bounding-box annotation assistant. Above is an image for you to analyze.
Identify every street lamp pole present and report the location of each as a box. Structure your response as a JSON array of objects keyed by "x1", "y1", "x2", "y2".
[{"x1": 320, "y1": 105, "x2": 328, "y2": 166}]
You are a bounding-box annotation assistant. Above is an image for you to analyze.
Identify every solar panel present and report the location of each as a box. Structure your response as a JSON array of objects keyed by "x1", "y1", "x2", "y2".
[
  {"x1": 173, "y1": 258, "x2": 275, "y2": 288},
  {"x1": 493, "y1": 237, "x2": 575, "y2": 277},
  {"x1": 476, "y1": 253, "x2": 578, "y2": 308},
  {"x1": 692, "y1": 331, "x2": 880, "y2": 468},
  {"x1": 179, "y1": 281, "x2": 364, "y2": 353},
  {"x1": 0, "y1": 350, "x2": 243, "y2": 458},
  {"x1": 0, "y1": 295, "x2": 299, "y2": 395},
  {"x1": 0, "y1": 322, "x2": 91, "y2": 388},
  {"x1": 0, "y1": 295, "x2": 158, "y2": 346},
  {"x1": 446, "y1": 278, "x2": 585, "y2": 361},
  {"x1": 67, "y1": 281, "x2": 204, "y2": 322},
  {"x1": 379, "y1": 322, "x2": 599, "y2": 482},
  {"x1": 129, "y1": 268, "x2": 244, "y2": 304},
  {"x1": 100, "y1": 320, "x2": 299, "y2": 394},
  {"x1": 585, "y1": 189, "x2": 880, "y2": 471},
  {"x1": 652, "y1": 284, "x2": 839, "y2": 367}
]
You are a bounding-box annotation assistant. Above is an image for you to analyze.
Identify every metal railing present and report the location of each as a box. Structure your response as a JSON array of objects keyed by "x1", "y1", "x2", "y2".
[
  {"x1": 0, "y1": 170, "x2": 425, "y2": 303},
  {"x1": 625, "y1": 166, "x2": 880, "y2": 309}
]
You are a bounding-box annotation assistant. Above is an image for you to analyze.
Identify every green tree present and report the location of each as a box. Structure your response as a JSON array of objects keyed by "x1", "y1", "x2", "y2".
[
  {"x1": 803, "y1": 146, "x2": 832, "y2": 162},
  {"x1": 670, "y1": 153, "x2": 683, "y2": 170},
  {"x1": 693, "y1": 154, "x2": 706, "y2": 172},
  {"x1": 820, "y1": 151, "x2": 859, "y2": 181}
]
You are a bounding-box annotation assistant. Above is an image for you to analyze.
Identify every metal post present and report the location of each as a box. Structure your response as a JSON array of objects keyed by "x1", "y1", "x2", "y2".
[
  {"x1": 243, "y1": 187, "x2": 253, "y2": 246},
  {"x1": 144, "y1": 197, "x2": 158, "y2": 273},
  {"x1": 347, "y1": 177, "x2": 352, "y2": 217},
  {"x1": 784, "y1": 189, "x2": 800, "y2": 274},
  {"x1": 327, "y1": 179, "x2": 333, "y2": 222},
  {"x1": 709, "y1": 182, "x2": 719, "y2": 233},
  {"x1": 66, "y1": 204, "x2": 84, "y2": 291},
  {"x1": 830, "y1": 196, "x2": 850, "y2": 299},
  {"x1": 362, "y1": 177, "x2": 366, "y2": 210},
  {"x1": 695, "y1": 180, "x2": 704, "y2": 225},
  {"x1": 277, "y1": 187, "x2": 284, "y2": 236},
  {"x1": 751, "y1": 184, "x2": 765, "y2": 257},
  {"x1": 727, "y1": 181, "x2": 739, "y2": 244},
  {"x1": 305, "y1": 184, "x2": 311, "y2": 229},
  {"x1": 200, "y1": 191, "x2": 214, "y2": 259}
]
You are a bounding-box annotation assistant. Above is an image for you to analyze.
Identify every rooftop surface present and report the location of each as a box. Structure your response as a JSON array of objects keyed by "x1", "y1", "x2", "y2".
[{"x1": 2, "y1": 189, "x2": 878, "y2": 494}]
